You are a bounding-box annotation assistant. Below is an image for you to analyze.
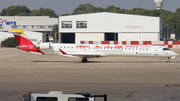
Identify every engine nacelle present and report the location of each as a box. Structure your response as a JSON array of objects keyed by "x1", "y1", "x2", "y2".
[{"x1": 35, "y1": 43, "x2": 51, "y2": 49}]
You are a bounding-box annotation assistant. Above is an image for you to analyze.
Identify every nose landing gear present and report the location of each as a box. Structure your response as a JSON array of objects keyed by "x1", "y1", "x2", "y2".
[
  {"x1": 82, "y1": 58, "x2": 88, "y2": 63},
  {"x1": 167, "y1": 57, "x2": 170, "y2": 63}
]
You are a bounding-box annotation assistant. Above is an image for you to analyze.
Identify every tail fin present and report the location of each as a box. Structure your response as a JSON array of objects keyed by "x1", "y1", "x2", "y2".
[
  {"x1": 8, "y1": 29, "x2": 34, "y2": 46},
  {"x1": 8, "y1": 29, "x2": 44, "y2": 55}
]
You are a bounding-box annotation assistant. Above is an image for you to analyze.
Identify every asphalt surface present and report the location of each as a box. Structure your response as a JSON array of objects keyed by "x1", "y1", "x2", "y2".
[{"x1": 0, "y1": 48, "x2": 180, "y2": 101}]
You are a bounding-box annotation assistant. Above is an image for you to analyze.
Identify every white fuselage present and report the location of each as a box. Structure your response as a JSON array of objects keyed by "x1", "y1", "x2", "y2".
[{"x1": 39, "y1": 43, "x2": 178, "y2": 59}]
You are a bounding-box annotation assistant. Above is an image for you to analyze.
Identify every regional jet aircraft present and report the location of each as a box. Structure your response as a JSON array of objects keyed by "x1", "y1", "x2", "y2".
[{"x1": 8, "y1": 29, "x2": 178, "y2": 63}]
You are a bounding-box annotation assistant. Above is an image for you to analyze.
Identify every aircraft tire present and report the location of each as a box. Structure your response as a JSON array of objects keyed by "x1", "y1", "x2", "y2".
[{"x1": 82, "y1": 58, "x2": 87, "y2": 63}]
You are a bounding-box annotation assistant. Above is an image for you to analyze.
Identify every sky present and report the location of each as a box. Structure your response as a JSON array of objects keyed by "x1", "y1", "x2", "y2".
[{"x1": 0, "y1": 0, "x2": 180, "y2": 15}]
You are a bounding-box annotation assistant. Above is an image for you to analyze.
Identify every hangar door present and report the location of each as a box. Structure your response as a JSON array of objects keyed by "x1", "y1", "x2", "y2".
[
  {"x1": 61, "y1": 33, "x2": 75, "y2": 43},
  {"x1": 105, "y1": 33, "x2": 118, "y2": 41}
]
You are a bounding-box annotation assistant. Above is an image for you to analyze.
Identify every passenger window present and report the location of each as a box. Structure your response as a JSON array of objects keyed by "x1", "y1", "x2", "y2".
[
  {"x1": 64, "y1": 47, "x2": 66, "y2": 48},
  {"x1": 37, "y1": 97, "x2": 58, "y2": 101},
  {"x1": 129, "y1": 48, "x2": 130, "y2": 50},
  {"x1": 146, "y1": 48, "x2": 148, "y2": 50},
  {"x1": 140, "y1": 48, "x2": 141, "y2": 50}
]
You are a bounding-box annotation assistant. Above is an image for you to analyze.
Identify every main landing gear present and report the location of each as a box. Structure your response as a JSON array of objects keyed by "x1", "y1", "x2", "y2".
[
  {"x1": 82, "y1": 58, "x2": 88, "y2": 63},
  {"x1": 167, "y1": 57, "x2": 170, "y2": 63}
]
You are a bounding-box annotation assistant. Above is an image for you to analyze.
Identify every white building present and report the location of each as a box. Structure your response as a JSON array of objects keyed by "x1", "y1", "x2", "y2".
[
  {"x1": 0, "y1": 16, "x2": 58, "y2": 43},
  {"x1": 59, "y1": 12, "x2": 162, "y2": 44},
  {"x1": 0, "y1": 31, "x2": 46, "y2": 44}
]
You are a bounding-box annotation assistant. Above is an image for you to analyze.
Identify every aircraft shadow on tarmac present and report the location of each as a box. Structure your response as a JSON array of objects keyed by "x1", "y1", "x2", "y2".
[{"x1": 32, "y1": 60, "x2": 180, "y2": 63}]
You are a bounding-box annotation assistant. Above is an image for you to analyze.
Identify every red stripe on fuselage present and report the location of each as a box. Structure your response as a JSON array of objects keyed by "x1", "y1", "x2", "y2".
[{"x1": 14, "y1": 35, "x2": 45, "y2": 55}]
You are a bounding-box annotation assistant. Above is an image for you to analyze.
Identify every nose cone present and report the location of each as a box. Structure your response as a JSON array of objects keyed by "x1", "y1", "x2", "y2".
[{"x1": 173, "y1": 51, "x2": 178, "y2": 56}]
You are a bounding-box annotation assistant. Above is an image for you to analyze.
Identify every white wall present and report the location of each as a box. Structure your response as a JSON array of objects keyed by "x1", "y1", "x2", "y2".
[
  {"x1": 59, "y1": 12, "x2": 161, "y2": 33},
  {"x1": 24, "y1": 31, "x2": 46, "y2": 42},
  {"x1": 76, "y1": 33, "x2": 104, "y2": 44},
  {"x1": 0, "y1": 16, "x2": 58, "y2": 31},
  {"x1": 0, "y1": 31, "x2": 46, "y2": 44},
  {"x1": 0, "y1": 32, "x2": 13, "y2": 44},
  {"x1": 118, "y1": 33, "x2": 159, "y2": 41}
]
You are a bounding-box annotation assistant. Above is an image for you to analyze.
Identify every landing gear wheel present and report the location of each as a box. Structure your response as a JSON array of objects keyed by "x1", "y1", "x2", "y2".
[
  {"x1": 167, "y1": 57, "x2": 170, "y2": 63},
  {"x1": 82, "y1": 58, "x2": 88, "y2": 63},
  {"x1": 167, "y1": 60, "x2": 170, "y2": 63}
]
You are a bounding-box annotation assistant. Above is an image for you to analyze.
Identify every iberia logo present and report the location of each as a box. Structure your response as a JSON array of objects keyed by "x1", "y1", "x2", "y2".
[{"x1": 0, "y1": 18, "x2": 6, "y2": 26}]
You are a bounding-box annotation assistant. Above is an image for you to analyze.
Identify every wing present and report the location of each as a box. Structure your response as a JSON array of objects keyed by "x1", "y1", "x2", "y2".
[{"x1": 59, "y1": 49, "x2": 107, "y2": 58}]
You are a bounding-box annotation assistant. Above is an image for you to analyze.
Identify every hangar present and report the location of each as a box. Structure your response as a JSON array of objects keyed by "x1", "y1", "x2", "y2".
[{"x1": 58, "y1": 12, "x2": 162, "y2": 44}]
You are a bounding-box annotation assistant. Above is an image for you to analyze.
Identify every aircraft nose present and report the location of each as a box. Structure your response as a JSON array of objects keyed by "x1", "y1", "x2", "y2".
[{"x1": 173, "y1": 52, "x2": 178, "y2": 56}]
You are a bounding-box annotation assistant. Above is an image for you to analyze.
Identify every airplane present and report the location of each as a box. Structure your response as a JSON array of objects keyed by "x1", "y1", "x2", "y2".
[{"x1": 8, "y1": 29, "x2": 178, "y2": 63}]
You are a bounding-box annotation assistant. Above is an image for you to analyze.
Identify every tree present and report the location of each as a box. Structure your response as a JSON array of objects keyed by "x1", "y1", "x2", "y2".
[
  {"x1": 5, "y1": 5, "x2": 31, "y2": 16},
  {"x1": 97, "y1": 7, "x2": 104, "y2": 12},
  {"x1": 51, "y1": 24, "x2": 58, "y2": 43},
  {"x1": 1, "y1": 37, "x2": 18, "y2": 47},
  {"x1": 30, "y1": 7, "x2": 57, "y2": 17},
  {"x1": 85, "y1": 3, "x2": 93, "y2": 11},
  {"x1": 104, "y1": 5, "x2": 116, "y2": 12},
  {"x1": 1, "y1": 8, "x2": 6, "y2": 16},
  {"x1": 73, "y1": 4, "x2": 86, "y2": 14},
  {"x1": 61, "y1": 13, "x2": 70, "y2": 16}
]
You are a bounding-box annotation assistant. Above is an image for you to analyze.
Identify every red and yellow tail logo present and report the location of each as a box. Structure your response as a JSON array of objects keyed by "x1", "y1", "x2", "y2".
[{"x1": 8, "y1": 29, "x2": 44, "y2": 55}]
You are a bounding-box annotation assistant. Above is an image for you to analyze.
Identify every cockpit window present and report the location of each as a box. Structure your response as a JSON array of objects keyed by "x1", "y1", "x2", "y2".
[{"x1": 163, "y1": 48, "x2": 171, "y2": 50}]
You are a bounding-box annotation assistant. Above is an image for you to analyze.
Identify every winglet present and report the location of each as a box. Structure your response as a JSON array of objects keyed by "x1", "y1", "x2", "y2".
[{"x1": 59, "y1": 49, "x2": 67, "y2": 55}]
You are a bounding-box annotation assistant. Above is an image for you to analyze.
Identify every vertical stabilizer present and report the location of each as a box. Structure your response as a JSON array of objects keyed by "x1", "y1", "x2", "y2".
[
  {"x1": 8, "y1": 29, "x2": 44, "y2": 55},
  {"x1": 8, "y1": 29, "x2": 34, "y2": 46}
]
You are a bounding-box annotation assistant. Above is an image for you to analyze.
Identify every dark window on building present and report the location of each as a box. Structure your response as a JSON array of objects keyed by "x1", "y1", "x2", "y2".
[
  {"x1": 68, "y1": 98, "x2": 89, "y2": 101},
  {"x1": 37, "y1": 97, "x2": 58, "y2": 101},
  {"x1": 61, "y1": 33, "x2": 75, "y2": 43},
  {"x1": 62, "y1": 21, "x2": 72, "y2": 28},
  {"x1": 11, "y1": 25, "x2": 16, "y2": 28},
  {"x1": 77, "y1": 21, "x2": 87, "y2": 28},
  {"x1": 105, "y1": 33, "x2": 118, "y2": 41}
]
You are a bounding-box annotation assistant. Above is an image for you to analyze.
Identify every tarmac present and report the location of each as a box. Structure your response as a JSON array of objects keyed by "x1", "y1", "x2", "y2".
[{"x1": 0, "y1": 48, "x2": 180, "y2": 101}]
